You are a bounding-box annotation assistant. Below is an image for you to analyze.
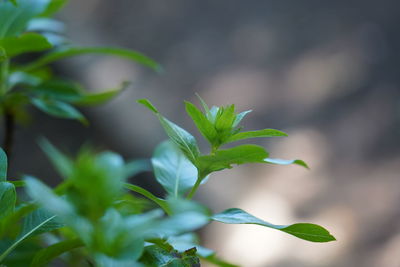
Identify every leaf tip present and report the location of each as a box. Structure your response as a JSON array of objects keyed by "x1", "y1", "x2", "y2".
[{"x1": 137, "y1": 99, "x2": 159, "y2": 113}]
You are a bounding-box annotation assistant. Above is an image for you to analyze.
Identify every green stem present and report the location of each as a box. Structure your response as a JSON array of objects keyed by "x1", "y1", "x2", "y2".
[
  {"x1": 186, "y1": 173, "x2": 204, "y2": 200},
  {"x1": 0, "y1": 59, "x2": 9, "y2": 95}
]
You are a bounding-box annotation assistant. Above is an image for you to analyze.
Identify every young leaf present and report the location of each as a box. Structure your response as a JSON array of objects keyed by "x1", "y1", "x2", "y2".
[
  {"x1": 73, "y1": 87, "x2": 125, "y2": 106},
  {"x1": 0, "y1": 33, "x2": 52, "y2": 58},
  {"x1": 152, "y1": 140, "x2": 198, "y2": 198},
  {"x1": 197, "y1": 144, "x2": 268, "y2": 176},
  {"x1": 264, "y1": 158, "x2": 309, "y2": 169},
  {"x1": 22, "y1": 47, "x2": 161, "y2": 72},
  {"x1": 232, "y1": 110, "x2": 252, "y2": 128},
  {"x1": 211, "y1": 208, "x2": 336, "y2": 242},
  {"x1": 138, "y1": 99, "x2": 200, "y2": 163},
  {"x1": 214, "y1": 105, "x2": 236, "y2": 132},
  {"x1": 0, "y1": 148, "x2": 7, "y2": 182},
  {"x1": 31, "y1": 97, "x2": 88, "y2": 125},
  {"x1": 30, "y1": 238, "x2": 84, "y2": 267},
  {"x1": 225, "y1": 128, "x2": 288, "y2": 144},
  {"x1": 0, "y1": 182, "x2": 16, "y2": 220},
  {"x1": 185, "y1": 101, "x2": 217, "y2": 145}
]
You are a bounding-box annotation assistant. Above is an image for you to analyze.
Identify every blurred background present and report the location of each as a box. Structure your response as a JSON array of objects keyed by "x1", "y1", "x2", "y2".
[{"x1": 6, "y1": 0, "x2": 400, "y2": 266}]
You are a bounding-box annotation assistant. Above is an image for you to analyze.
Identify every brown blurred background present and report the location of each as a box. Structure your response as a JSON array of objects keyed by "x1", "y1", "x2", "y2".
[{"x1": 6, "y1": 0, "x2": 400, "y2": 266}]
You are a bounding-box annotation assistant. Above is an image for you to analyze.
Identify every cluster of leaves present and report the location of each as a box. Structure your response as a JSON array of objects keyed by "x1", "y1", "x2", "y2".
[
  {"x1": 0, "y1": 0, "x2": 159, "y2": 126},
  {"x1": 0, "y1": 0, "x2": 336, "y2": 266}
]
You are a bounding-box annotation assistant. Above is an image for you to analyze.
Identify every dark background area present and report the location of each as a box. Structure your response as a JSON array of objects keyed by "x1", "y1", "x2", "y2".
[{"x1": 3, "y1": 1, "x2": 400, "y2": 266}]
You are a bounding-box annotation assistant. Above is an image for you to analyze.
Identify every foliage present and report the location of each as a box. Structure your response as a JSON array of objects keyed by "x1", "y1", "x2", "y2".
[{"x1": 0, "y1": 0, "x2": 335, "y2": 266}]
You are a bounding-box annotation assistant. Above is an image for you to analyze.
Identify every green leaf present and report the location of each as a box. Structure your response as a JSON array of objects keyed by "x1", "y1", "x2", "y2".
[
  {"x1": 39, "y1": 0, "x2": 68, "y2": 17},
  {"x1": 24, "y1": 176, "x2": 75, "y2": 218},
  {"x1": 123, "y1": 159, "x2": 151, "y2": 179},
  {"x1": 232, "y1": 110, "x2": 251, "y2": 128},
  {"x1": 211, "y1": 208, "x2": 336, "y2": 242},
  {"x1": 214, "y1": 105, "x2": 236, "y2": 132},
  {"x1": 264, "y1": 158, "x2": 309, "y2": 169},
  {"x1": 0, "y1": 148, "x2": 7, "y2": 182},
  {"x1": 20, "y1": 208, "x2": 63, "y2": 237},
  {"x1": 152, "y1": 141, "x2": 198, "y2": 198},
  {"x1": 27, "y1": 18, "x2": 65, "y2": 33},
  {"x1": 138, "y1": 99, "x2": 200, "y2": 163},
  {"x1": 22, "y1": 46, "x2": 161, "y2": 72},
  {"x1": 185, "y1": 101, "x2": 217, "y2": 145},
  {"x1": 140, "y1": 244, "x2": 200, "y2": 267},
  {"x1": 0, "y1": 208, "x2": 63, "y2": 263},
  {"x1": 30, "y1": 238, "x2": 84, "y2": 267},
  {"x1": 29, "y1": 79, "x2": 83, "y2": 102},
  {"x1": 0, "y1": 182, "x2": 16, "y2": 220},
  {"x1": 137, "y1": 98, "x2": 158, "y2": 113},
  {"x1": 0, "y1": 33, "x2": 52, "y2": 58},
  {"x1": 38, "y1": 138, "x2": 73, "y2": 179},
  {"x1": 30, "y1": 97, "x2": 88, "y2": 125},
  {"x1": 197, "y1": 144, "x2": 268, "y2": 176},
  {"x1": 225, "y1": 128, "x2": 288, "y2": 144},
  {"x1": 94, "y1": 254, "x2": 144, "y2": 267},
  {"x1": 0, "y1": 0, "x2": 50, "y2": 38},
  {"x1": 73, "y1": 82, "x2": 129, "y2": 106},
  {"x1": 124, "y1": 183, "x2": 171, "y2": 216}
]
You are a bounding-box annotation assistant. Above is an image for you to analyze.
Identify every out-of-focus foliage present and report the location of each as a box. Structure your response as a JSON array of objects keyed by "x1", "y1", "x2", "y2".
[{"x1": 0, "y1": 0, "x2": 336, "y2": 266}]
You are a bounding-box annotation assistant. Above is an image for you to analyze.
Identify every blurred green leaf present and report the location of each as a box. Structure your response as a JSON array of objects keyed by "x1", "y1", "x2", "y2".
[
  {"x1": 0, "y1": 182, "x2": 16, "y2": 220},
  {"x1": 212, "y1": 208, "x2": 336, "y2": 242},
  {"x1": 39, "y1": 0, "x2": 68, "y2": 17},
  {"x1": 0, "y1": 208, "x2": 63, "y2": 263},
  {"x1": 24, "y1": 176, "x2": 75, "y2": 218},
  {"x1": 94, "y1": 254, "x2": 143, "y2": 267},
  {"x1": 23, "y1": 46, "x2": 161, "y2": 72},
  {"x1": 138, "y1": 99, "x2": 200, "y2": 163},
  {"x1": 152, "y1": 141, "x2": 198, "y2": 198},
  {"x1": 225, "y1": 129, "x2": 288, "y2": 144},
  {"x1": 124, "y1": 183, "x2": 171, "y2": 216},
  {"x1": 38, "y1": 138, "x2": 73, "y2": 179},
  {"x1": 264, "y1": 158, "x2": 309, "y2": 169},
  {"x1": 0, "y1": 0, "x2": 50, "y2": 38},
  {"x1": 30, "y1": 97, "x2": 88, "y2": 125},
  {"x1": 197, "y1": 144, "x2": 268, "y2": 176},
  {"x1": 27, "y1": 18, "x2": 65, "y2": 33},
  {"x1": 0, "y1": 33, "x2": 52, "y2": 58},
  {"x1": 123, "y1": 159, "x2": 151, "y2": 179},
  {"x1": 0, "y1": 148, "x2": 7, "y2": 182},
  {"x1": 30, "y1": 238, "x2": 83, "y2": 267},
  {"x1": 73, "y1": 82, "x2": 129, "y2": 106},
  {"x1": 185, "y1": 101, "x2": 217, "y2": 145}
]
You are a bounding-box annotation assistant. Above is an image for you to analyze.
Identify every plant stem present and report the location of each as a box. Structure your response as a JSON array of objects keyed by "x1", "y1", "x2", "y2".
[
  {"x1": 186, "y1": 174, "x2": 204, "y2": 199},
  {"x1": 0, "y1": 59, "x2": 9, "y2": 95},
  {"x1": 3, "y1": 111, "x2": 15, "y2": 159}
]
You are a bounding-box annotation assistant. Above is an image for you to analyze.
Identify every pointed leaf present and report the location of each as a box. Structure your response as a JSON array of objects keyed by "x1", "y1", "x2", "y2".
[
  {"x1": 38, "y1": 138, "x2": 73, "y2": 179},
  {"x1": 212, "y1": 208, "x2": 336, "y2": 242},
  {"x1": 197, "y1": 145, "x2": 268, "y2": 175},
  {"x1": 152, "y1": 141, "x2": 198, "y2": 198},
  {"x1": 232, "y1": 110, "x2": 252, "y2": 128},
  {"x1": 138, "y1": 99, "x2": 200, "y2": 163},
  {"x1": 30, "y1": 238, "x2": 84, "y2": 267},
  {"x1": 0, "y1": 182, "x2": 16, "y2": 220},
  {"x1": 264, "y1": 158, "x2": 309, "y2": 169},
  {"x1": 73, "y1": 86, "x2": 126, "y2": 106},
  {"x1": 0, "y1": 148, "x2": 7, "y2": 182},
  {"x1": 31, "y1": 97, "x2": 88, "y2": 125},
  {"x1": 22, "y1": 46, "x2": 161, "y2": 72},
  {"x1": 225, "y1": 129, "x2": 288, "y2": 144},
  {"x1": 0, "y1": 33, "x2": 52, "y2": 58},
  {"x1": 185, "y1": 101, "x2": 217, "y2": 144}
]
